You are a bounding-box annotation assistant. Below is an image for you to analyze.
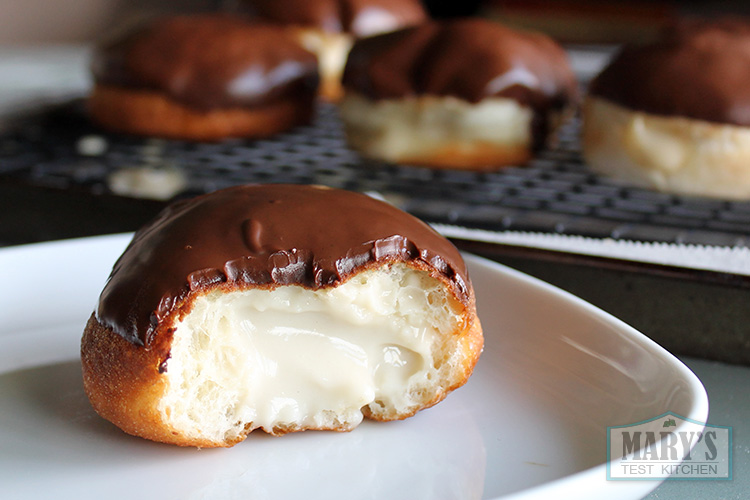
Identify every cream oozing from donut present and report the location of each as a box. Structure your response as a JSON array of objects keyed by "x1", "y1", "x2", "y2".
[
  {"x1": 294, "y1": 28, "x2": 353, "y2": 100},
  {"x1": 160, "y1": 264, "x2": 463, "y2": 442}
]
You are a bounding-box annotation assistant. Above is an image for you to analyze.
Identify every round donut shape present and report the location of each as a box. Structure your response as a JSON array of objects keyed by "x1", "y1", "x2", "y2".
[
  {"x1": 583, "y1": 20, "x2": 750, "y2": 199},
  {"x1": 339, "y1": 18, "x2": 578, "y2": 169},
  {"x1": 81, "y1": 185, "x2": 483, "y2": 447},
  {"x1": 89, "y1": 15, "x2": 320, "y2": 140}
]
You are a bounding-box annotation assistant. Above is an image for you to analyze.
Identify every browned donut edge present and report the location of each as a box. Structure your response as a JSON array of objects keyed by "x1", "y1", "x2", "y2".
[
  {"x1": 388, "y1": 143, "x2": 533, "y2": 170},
  {"x1": 88, "y1": 84, "x2": 315, "y2": 141}
]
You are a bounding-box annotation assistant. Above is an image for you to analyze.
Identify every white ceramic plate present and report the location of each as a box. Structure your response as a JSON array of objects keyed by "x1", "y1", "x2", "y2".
[{"x1": 0, "y1": 234, "x2": 708, "y2": 500}]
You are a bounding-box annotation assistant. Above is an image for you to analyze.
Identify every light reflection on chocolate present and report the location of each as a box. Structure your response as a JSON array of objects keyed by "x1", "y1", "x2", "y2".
[
  {"x1": 341, "y1": 18, "x2": 577, "y2": 148},
  {"x1": 342, "y1": 19, "x2": 577, "y2": 109},
  {"x1": 92, "y1": 15, "x2": 319, "y2": 110},
  {"x1": 241, "y1": 0, "x2": 427, "y2": 37}
]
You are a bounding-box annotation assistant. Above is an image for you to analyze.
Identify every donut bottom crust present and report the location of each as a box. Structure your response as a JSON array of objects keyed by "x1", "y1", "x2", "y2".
[
  {"x1": 339, "y1": 93, "x2": 559, "y2": 170},
  {"x1": 583, "y1": 96, "x2": 750, "y2": 200},
  {"x1": 88, "y1": 84, "x2": 315, "y2": 141},
  {"x1": 81, "y1": 264, "x2": 483, "y2": 448}
]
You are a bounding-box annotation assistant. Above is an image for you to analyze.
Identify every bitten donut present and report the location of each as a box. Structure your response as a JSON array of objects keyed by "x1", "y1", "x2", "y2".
[
  {"x1": 81, "y1": 184, "x2": 483, "y2": 447},
  {"x1": 340, "y1": 18, "x2": 577, "y2": 169},
  {"x1": 583, "y1": 20, "x2": 750, "y2": 199},
  {"x1": 89, "y1": 15, "x2": 319, "y2": 141},
  {"x1": 241, "y1": 0, "x2": 427, "y2": 100}
]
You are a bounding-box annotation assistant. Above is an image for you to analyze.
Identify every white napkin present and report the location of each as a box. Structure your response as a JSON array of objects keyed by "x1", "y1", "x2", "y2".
[{"x1": 436, "y1": 224, "x2": 750, "y2": 276}]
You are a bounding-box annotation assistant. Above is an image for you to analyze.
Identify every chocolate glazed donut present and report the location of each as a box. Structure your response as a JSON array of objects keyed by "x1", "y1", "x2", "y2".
[
  {"x1": 583, "y1": 19, "x2": 750, "y2": 199},
  {"x1": 89, "y1": 15, "x2": 319, "y2": 140},
  {"x1": 343, "y1": 19, "x2": 575, "y2": 119},
  {"x1": 82, "y1": 185, "x2": 483, "y2": 447},
  {"x1": 339, "y1": 18, "x2": 577, "y2": 169}
]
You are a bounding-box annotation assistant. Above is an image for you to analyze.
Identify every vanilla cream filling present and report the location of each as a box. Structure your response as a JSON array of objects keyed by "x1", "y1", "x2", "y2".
[
  {"x1": 295, "y1": 29, "x2": 352, "y2": 99},
  {"x1": 339, "y1": 93, "x2": 535, "y2": 161},
  {"x1": 296, "y1": 29, "x2": 352, "y2": 85},
  {"x1": 159, "y1": 264, "x2": 462, "y2": 442}
]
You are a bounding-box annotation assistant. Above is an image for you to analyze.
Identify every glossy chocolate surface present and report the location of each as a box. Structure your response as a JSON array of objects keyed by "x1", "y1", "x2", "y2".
[
  {"x1": 242, "y1": 0, "x2": 426, "y2": 37},
  {"x1": 589, "y1": 20, "x2": 750, "y2": 126},
  {"x1": 92, "y1": 15, "x2": 319, "y2": 110},
  {"x1": 97, "y1": 185, "x2": 471, "y2": 346},
  {"x1": 342, "y1": 18, "x2": 577, "y2": 109}
]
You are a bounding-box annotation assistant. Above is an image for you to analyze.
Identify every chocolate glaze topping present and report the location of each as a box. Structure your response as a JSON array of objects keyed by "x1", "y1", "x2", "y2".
[
  {"x1": 97, "y1": 185, "x2": 471, "y2": 346},
  {"x1": 589, "y1": 19, "x2": 750, "y2": 126},
  {"x1": 92, "y1": 15, "x2": 319, "y2": 110},
  {"x1": 242, "y1": 0, "x2": 427, "y2": 37},
  {"x1": 342, "y1": 18, "x2": 577, "y2": 109}
]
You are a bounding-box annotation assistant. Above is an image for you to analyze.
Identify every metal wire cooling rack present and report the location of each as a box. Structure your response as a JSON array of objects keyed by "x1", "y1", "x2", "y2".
[{"x1": 1, "y1": 99, "x2": 750, "y2": 248}]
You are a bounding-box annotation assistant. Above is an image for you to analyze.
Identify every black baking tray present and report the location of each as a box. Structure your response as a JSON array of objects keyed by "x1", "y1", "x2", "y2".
[{"x1": 2, "y1": 99, "x2": 750, "y2": 248}]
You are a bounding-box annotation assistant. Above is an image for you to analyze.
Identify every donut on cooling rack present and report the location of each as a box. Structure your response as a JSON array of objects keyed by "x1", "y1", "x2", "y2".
[
  {"x1": 239, "y1": 0, "x2": 427, "y2": 101},
  {"x1": 88, "y1": 15, "x2": 319, "y2": 141},
  {"x1": 338, "y1": 18, "x2": 577, "y2": 170},
  {"x1": 81, "y1": 184, "x2": 483, "y2": 447},
  {"x1": 583, "y1": 20, "x2": 750, "y2": 199}
]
